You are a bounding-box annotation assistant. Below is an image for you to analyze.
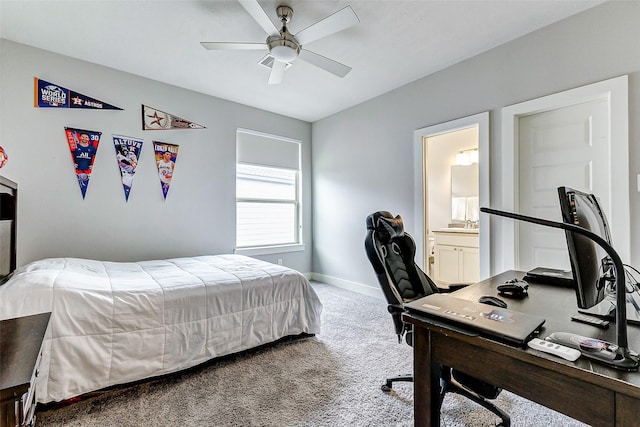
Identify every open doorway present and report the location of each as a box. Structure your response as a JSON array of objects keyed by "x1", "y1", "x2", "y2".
[
  {"x1": 425, "y1": 128, "x2": 479, "y2": 285},
  {"x1": 413, "y1": 112, "x2": 490, "y2": 282}
]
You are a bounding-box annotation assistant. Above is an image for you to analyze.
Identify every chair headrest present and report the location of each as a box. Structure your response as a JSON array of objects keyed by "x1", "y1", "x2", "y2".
[{"x1": 366, "y1": 211, "x2": 404, "y2": 244}]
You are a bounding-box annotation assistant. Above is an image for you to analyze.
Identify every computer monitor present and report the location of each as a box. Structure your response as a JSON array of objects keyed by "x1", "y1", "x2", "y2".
[
  {"x1": 480, "y1": 202, "x2": 638, "y2": 371},
  {"x1": 557, "y1": 187, "x2": 613, "y2": 309},
  {"x1": 557, "y1": 186, "x2": 640, "y2": 325}
]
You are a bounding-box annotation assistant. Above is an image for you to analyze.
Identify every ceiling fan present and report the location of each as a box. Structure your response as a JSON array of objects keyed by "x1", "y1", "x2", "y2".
[{"x1": 201, "y1": 0, "x2": 359, "y2": 84}]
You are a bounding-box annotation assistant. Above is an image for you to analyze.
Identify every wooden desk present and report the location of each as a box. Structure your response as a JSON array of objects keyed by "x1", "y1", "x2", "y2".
[
  {"x1": 0, "y1": 313, "x2": 50, "y2": 427},
  {"x1": 403, "y1": 271, "x2": 640, "y2": 427}
]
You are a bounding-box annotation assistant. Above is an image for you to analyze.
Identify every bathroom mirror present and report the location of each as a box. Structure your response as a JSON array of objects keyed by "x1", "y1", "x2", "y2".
[{"x1": 451, "y1": 164, "x2": 479, "y2": 224}]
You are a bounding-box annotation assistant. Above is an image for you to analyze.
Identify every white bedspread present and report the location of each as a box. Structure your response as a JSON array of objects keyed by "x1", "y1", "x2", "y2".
[{"x1": 0, "y1": 254, "x2": 322, "y2": 403}]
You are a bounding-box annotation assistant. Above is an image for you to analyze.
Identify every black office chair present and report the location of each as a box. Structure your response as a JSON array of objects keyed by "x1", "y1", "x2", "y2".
[{"x1": 365, "y1": 211, "x2": 510, "y2": 427}]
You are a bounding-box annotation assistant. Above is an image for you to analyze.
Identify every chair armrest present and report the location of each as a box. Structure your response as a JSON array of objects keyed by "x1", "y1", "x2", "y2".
[
  {"x1": 387, "y1": 303, "x2": 405, "y2": 315},
  {"x1": 387, "y1": 304, "x2": 406, "y2": 339}
]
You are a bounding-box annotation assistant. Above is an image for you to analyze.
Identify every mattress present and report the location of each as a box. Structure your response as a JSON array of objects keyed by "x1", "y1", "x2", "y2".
[{"x1": 0, "y1": 254, "x2": 322, "y2": 403}]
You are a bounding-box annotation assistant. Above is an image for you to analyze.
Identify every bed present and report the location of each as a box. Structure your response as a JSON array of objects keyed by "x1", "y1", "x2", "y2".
[{"x1": 0, "y1": 254, "x2": 322, "y2": 403}]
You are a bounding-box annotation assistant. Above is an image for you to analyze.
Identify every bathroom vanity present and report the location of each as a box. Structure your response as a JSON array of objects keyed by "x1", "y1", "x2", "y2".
[{"x1": 432, "y1": 228, "x2": 479, "y2": 286}]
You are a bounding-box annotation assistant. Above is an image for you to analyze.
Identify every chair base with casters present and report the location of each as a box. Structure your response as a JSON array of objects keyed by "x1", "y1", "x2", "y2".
[
  {"x1": 445, "y1": 370, "x2": 511, "y2": 427},
  {"x1": 381, "y1": 373, "x2": 412, "y2": 392},
  {"x1": 379, "y1": 357, "x2": 510, "y2": 427},
  {"x1": 365, "y1": 211, "x2": 510, "y2": 427}
]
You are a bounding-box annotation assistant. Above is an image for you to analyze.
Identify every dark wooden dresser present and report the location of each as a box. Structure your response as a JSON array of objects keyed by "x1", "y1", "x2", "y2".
[
  {"x1": 0, "y1": 176, "x2": 17, "y2": 280},
  {"x1": 0, "y1": 313, "x2": 50, "y2": 427}
]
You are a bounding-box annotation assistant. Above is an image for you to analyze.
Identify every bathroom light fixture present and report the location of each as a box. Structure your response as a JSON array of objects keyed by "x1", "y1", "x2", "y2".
[
  {"x1": 469, "y1": 149, "x2": 479, "y2": 164},
  {"x1": 456, "y1": 149, "x2": 479, "y2": 165}
]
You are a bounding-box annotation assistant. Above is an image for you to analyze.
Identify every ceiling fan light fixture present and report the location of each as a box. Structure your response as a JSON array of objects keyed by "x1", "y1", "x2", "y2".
[
  {"x1": 267, "y1": 34, "x2": 300, "y2": 63},
  {"x1": 271, "y1": 45, "x2": 297, "y2": 62}
]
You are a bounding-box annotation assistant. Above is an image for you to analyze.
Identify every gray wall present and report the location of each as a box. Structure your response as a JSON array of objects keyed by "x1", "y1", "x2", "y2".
[
  {"x1": 0, "y1": 40, "x2": 313, "y2": 273},
  {"x1": 3, "y1": 2, "x2": 640, "y2": 292},
  {"x1": 311, "y1": 1, "x2": 640, "y2": 294}
]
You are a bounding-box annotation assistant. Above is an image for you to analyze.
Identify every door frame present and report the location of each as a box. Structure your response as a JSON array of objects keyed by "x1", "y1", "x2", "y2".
[
  {"x1": 500, "y1": 75, "x2": 630, "y2": 271},
  {"x1": 413, "y1": 111, "x2": 490, "y2": 279}
]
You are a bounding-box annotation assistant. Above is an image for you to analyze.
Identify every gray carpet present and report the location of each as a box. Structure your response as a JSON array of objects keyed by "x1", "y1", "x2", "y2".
[{"x1": 36, "y1": 282, "x2": 588, "y2": 426}]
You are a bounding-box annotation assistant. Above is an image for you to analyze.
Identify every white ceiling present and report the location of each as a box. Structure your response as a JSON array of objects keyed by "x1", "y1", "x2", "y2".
[{"x1": 0, "y1": 0, "x2": 604, "y2": 122}]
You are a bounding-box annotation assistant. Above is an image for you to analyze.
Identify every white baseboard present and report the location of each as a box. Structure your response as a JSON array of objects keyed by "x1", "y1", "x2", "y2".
[{"x1": 308, "y1": 273, "x2": 384, "y2": 300}]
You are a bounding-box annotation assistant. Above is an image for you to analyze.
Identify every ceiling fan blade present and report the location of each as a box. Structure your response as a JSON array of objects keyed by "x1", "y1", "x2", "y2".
[
  {"x1": 200, "y1": 42, "x2": 267, "y2": 50},
  {"x1": 295, "y1": 6, "x2": 359, "y2": 46},
  {"x1": 268, "y1": 60, "x2": 286, "y2": 85},
  {"x1": 238, "y1": 0, "x2": 279, "y2": 36},
  {"x1": 298, "y1": 50, "x2": 351, "y2": 78}
]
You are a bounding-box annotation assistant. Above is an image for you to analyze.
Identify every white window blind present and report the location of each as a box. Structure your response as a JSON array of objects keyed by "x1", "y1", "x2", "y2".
[
  {"x1": 237, "y1": 131, "x2": 300, "y2": 170},
  {"x1": 236, "y1": 130, "x2": 301, "y2": 248}
]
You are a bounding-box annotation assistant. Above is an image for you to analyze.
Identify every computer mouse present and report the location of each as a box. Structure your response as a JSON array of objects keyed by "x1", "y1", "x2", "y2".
[
  {"x1": 497, "y1": 279, "x2": 529, "y2": 298},
  {"x1": 478, "y1": 295, "x2": 508, "y2": 308}
]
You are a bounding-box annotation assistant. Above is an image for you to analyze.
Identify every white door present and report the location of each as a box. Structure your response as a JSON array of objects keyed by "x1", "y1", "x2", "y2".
[
  {"x1": 517, "y1": 99, "x2": 610, "y2": 271},
  {"x1": 500, "y1": 75, "x2": 629, "y2": 273}
]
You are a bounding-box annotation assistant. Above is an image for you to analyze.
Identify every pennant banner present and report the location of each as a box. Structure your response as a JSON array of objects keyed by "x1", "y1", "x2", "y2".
[
  {"x1": 65, "y1": 127, "x2": 101, "y2": 199},
  {"x1": 113, "y1": 135, "x2": 143, "y2": 202},
  {"x1": 0, "y1": 146, "x2": 7, "y2": 169},
  {"x1": 35, "y1": 77, "x2": 122, "y2": 110},
  {"x1": 154, "y1": 141, "x2": 179, "y2": 200},
  {"x1": 142, "y1": 105, "x2": 206, "y2": 130}
]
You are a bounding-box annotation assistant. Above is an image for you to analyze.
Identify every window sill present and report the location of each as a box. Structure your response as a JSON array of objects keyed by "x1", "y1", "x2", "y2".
[{"x1": 234, "y1": 244, "x2": 305, "y2": 256}]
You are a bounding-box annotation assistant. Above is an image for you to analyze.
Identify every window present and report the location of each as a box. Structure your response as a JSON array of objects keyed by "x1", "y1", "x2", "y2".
[{"x1": 236, "y1": 130, "x2": 301, "y2": 248}]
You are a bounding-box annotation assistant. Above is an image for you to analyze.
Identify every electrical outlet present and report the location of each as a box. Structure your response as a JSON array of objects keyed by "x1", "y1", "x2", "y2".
[{"x1": 277, "y1": 259, "x2": 283, "y2": 265}]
